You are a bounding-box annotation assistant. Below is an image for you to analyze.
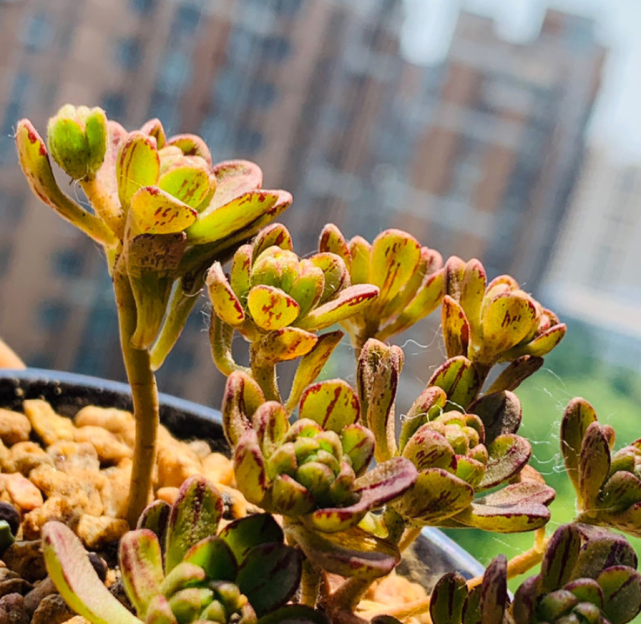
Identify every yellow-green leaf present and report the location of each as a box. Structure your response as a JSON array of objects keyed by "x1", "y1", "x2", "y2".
[
  {"x1": 299, "y1": 379, "x2": 360, "y2": 434},
  {"x1": 116, "y1": 131, "x2": 160, "y2": 211},
  {"x1": 247, "y1": 285, "x2": 300, "y2": 331},
  {"x1": 129, "y1": 186, "x2": 197, "y2": 235}
]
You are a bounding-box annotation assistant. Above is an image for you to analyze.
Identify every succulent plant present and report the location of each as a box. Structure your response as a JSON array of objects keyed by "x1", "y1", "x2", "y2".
[
  {"x1": 513, "y1": 524, "x2": 641, "y2": 624},
  {"x1": 318, "y1": 225, "x2": 444, "y2": 350},
  {"x1": 561, "y1": 398, "x2": 641, "y2": 537},
  {"x1": 442, "y1": 257, "x2": 566, "y2": 386},
  {"x1": 16, "y1": 105, "x2": 293, "y2": 524},
  {"x1": 42, "y1": 476, "x2": 324, "y2": 624},
  {"x1": 429, "y1": 555, "x2": 509, "y2": 624},
  {"x1": 207, "y1": 224, "x2": 379, "y2": 401},
  {"x1": 356, "y1": 339, "x2": 555, "y2": 533}
]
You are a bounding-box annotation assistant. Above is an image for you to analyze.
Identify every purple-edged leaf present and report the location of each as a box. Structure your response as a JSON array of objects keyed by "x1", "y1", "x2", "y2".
[
  {"x1": 503, "y1": 323, "x2": 567, "y2": 360},
  {"x1": 369, "y1": 229, "x2": 422, "y2": 306},
  {"x1": 319, "y1": 224, "x2": 351, "y2": 270},
  {"x1": 540, "y1": 524, "x2": 581, "y2": 593},
  {"x1": 598, "y1": 566, "x2": 641, "y2": 624},
  {"x1": 573, "y1": 527, "x2": 638, "y2": 579},
  {"x1": 145, "y1": 594, "x2": 178, "y2": 624},
  {"x1": 394, "y1": 468, "x2": 474, "y2": 526},
  {"x1": 168, "y1": 587, "x2": 214, "y2": 622},
  {"x1": 445, "y1": 256, "x2": 467, "y2": 300},
  {"x1": 247, "y1": 285, "x2": 300, "y2": 331},
  {"x1": 600, "y1": 471, "x2": 641, "y2": 515},
  {"x1": 512, "y1": 575, "x2": 542, "y2": 624},
  {"x1": 306, "y1": 457, "x2": 417, "y2": 533},
  {"x1": 258, "y1": 328, "x2": 318, "y2": 364},
  {"x1": 455, "y1": 456, "x2": 486, "y2": 488},
  {"x1": 206, "y1": 262, "x2": 245, "y2": 326},
  {"x1": 167, "y1": 133, "x2": 212, "y2": 166},
  {"x1": 288, "y1": 260, "x2": 325, "y2": 320},
  {"x1": 479, "y1": 292, "x2": 538, "y2": 362},
  {"x1": 286, "y1": 522, "x2": 400, "y2": 579},
  {"x1": 188, "y1": 189, "x2": 293, "y2": 245},
  {"x1": 486, "y1": 355, "x2": 544, "y2": 394},
  {"x1": 117, "y1": 131, "x2": 160, "y2": 211},
  {"x1": 428, "y1": 356, "x2": 480, "y2": 410},
  {"x1": 460, "y1": 259, "x2": 487, "y2": 338},
  {"x1": 140, "y1": 118, "x2": 166, "y2": 148},
  {"x1": 160, "y1": 561, "x2": 206, "y2": 598},
  {"x1": 165, "y1": 475, "x2": 224, "y2": 572},
  {"x1": 561, "y1": 397, "x2": 599, "y2": 493},
  {"x1": 272, "y1": 474, "x2": 316, "y2": 516},
  {"x1": 340, "y1": 423, "x2": 375, "y2": 476},
  {"x1": 300, "y1": 379, "x2": 360, "y2": 434},
  {"x1": 252, "y1": 401, "x2": 289, "y2": 458},
  {"x1": 401, "y1": 426, "x2": 456, "y2": 472},
  {"x1": 222, "y1": 371, "x2": 265, "y2": 447},
  {"x1": 398, "y1": 386, "x2": 448, "y2": 451},
  {"x1": 429, "y1": 572, "x2": 467, "y2": 624},
  {"x1": 468, "y1": 391, "x2": 522, "y2": 445},
  {"x1": 480, "y1": 555, "x2": 508, "y2": 624},
  {"x1": 230, "y1": 244, "x2": 253, "y2": 301},
  {"x1": 157, "y1": 158, "x2": 211, "y2": 209},
  {"x1": 565, "y1": 578, "x2": 604, "y2": 608},
  {"x1": 579, "y1": 423, "x2": 611, "y2": 512},
  {"x1": 257, "y1": 605, "x2": 329, "y2": 624},
  {"x1": 219, "y1": 514, "x2": 283, "y2": 565},
  {"x1": 296, "y1": 284, "x2": 379, "y2": 331},
  {"x1": 442, "y1": 295, "x2": 470, "y2": 359},
  {"x1": 286, "y1": 331, "x2": 344, "y2": 413},
  {"x1": 119, "y1": 529, "x2": 164, "y2": 616},
  {"x1": 210, "y1": 159, "x2": 261, "y2": 207},
  {"x1": 453, "y1": 482, "x2": 555, "y2": 533},
  {"x1": 602, "y1": 500, "x2": 641, "y2": 538},
  {"x1": 357, "y1": 339, "x2": 403, "y2": 462},
  {"x1": 537, "y1": 589, "x2": 578, "y2": 621},
  {"x1": 478, "y1": 434, "x2": 531, "y2": 490},
  {"x1": 42, "y1": 522, "x2": 140, "y2": 624},
  {"x1": 137, "y1": 500, "x2": 171, "y2": 548},
  {"x1": 234, "y1": 430, "x2": 269, "y2": 507},
  {"x1": 253, "y1": 223, "x2": 294, "y2": 260},
  {"x1": 236, "y1": 543, "x2": 303, "y2": 617},
  {"x1": 183, "y1": 536, "x2": 237, "y2": 582}
]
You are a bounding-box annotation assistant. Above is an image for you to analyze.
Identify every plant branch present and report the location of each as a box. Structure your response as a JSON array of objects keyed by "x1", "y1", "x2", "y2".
[
  {"x1": 113, "y1": 268, "x2": 159, "y2": 527},
  {"x1": 80, "y1": 177, "x2": 124, "y2": 239},
  {"x1": 398, "y1": 526, "x2": 422, "y2": 553},
  {"x1": 300, "y1": 560, "x2": 321, "y2": 608},
  {"x1": 249, "y1": 344, "x2": 280, "y2": 402}
]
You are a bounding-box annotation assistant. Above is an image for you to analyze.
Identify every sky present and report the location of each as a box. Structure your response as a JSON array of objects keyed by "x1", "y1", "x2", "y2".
[{"x1": 401, "y1": 0, "x2": 641, "y2": 162}]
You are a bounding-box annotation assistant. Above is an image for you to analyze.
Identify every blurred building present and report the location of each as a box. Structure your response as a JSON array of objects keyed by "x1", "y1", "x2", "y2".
[
  {"x1": 0, "y1": 1, "x2": 606, "y2": 405},
  {"x1": 543, "y1": 150, "x2": 641, "y2": 368}
]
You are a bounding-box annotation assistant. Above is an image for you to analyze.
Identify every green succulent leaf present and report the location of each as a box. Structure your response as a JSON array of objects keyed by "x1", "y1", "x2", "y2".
[
  {"x1": 428, "y1": 356, "x2": 480, "y2": 410},
  {"x1": 119, "y1": 529, "x2": 164, "y2": 617},
  {"x1": 442, "y1": 295, "x2": 470, "y2": 359},
  {"x1": 157, "y1": 159, "x2": 211, "y2": 209},
  {"x1": 598, "y1": 566, "x2": 641, "y2": 624},
  {"x1": 468, "y1": 391, "x2": 522, "y2": 445},
  {"x1": 117, "y1": 131, "x2": 160, "y2": 211},
  {"x1": 145, "y1": 594, "x2": 178, "y2": 624},
  {"x1": 402, "y1": 426, "x2": 456, "y2": 472},
  {"x1": 348, "y1": 236, "x2": 371, "y2": 285},
  {"x1": 222, "y1": 371, "x2": 265, "y2": 447},
  {"x1": 168, "y1": 587, "x2": 214, "y2": 623},
  {"x1": 310, "y1": 253, "x2": 349, "y2": 305},
  {"x1": 167, "y1": 133, "x2": 212, "y2": 165},
  {"x1": 502, "y1": 324, "x2": 567, "y2": 361},
  {"x1": 42, "y1": 522, "x2": 141, "y2": 624},
  {"x1": 540, "y1": 524, "x2": 581, "y2": 593},
  {"x1": 286, "y1": 522, "x2": 400, "y2": 579},
  {"x1": 286, "y1": 331, "x2": 344, "y2": 413},
  {"x1": 561, "y1": 398, "x2": 598, "y2": 495},
  {"x1": 47, "y1": 113, "x2": 90, "y2": 180},
  {"x1": 207, "y1": 262, "x2": 246, "y2": 327},
  {"x1": 398, "y1": 386, "x2": 448, "y2": 451},
  {"x1": 253, "y1": 223, "x2": 294, "y2": 260},
  {"x1": 340, "y1": 424, "x2": 375, "y2": 475},
  {"x1": 572, "y1": 528, "x2": 638, "y2": 579},
  {"x1": 429, "y1": 572, "x2": 467, "y2": 624},
  {"x1": 165, "y1": 476, "x2": 224, "y2": 573},
  {"x1": 299, "y1": 379, "x2": 360, "y2": 434},
  {"x1": 183, "y1": 536, "x2": 237, "y2": 582},
  {"x1": 257, "y1": 328, "x2": 318, "y2": 364},
  {"x1": 486, "y1": 355, "x2": 544, "y2": 394},
  {"x1": 253, "y1": 401, "x2": 289, "y2": 458},
  {"x1": 578, "y1": 423, "x2": 611, "y2": 512},
  {"x1": 160, "y1": 561, "x2": 206, "y2": 598},
  {"x1": 296, "y1": 284, "x2": 380, "y2": 331},
  {"x1": 478, "y1": 434, "x2": 531, "y2": 490},
  {"x1": 234, "y1": 430, "x2": 269, "y2": 506},
  {"x1": 236, "y1": 543, "x2": 303, "y2": 617},
  {"x1": 219, "y1": 514, "x2": 284, "y2": 565},
  {"x1": 478, "y1": 555, "x2": 508, "y2": 624},
  {"x1": 247, "y1": 285, "x2": 300, "y2": 331},
  {"x1": 394, "y1": 468, "x2": 474, "y2": 526},
  {"x1": 319, "y1": 224, "x2": 351, "y2": 270},
  {"x1": 137, "y1": 500, "x2": 171, "y2": 548}
]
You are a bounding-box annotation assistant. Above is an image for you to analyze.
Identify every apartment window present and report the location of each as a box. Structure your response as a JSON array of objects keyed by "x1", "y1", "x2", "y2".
[
  {"x1": 38, "y1": 300, "x2": 69, "y2": 331},
  {"x1": 228, "y1": 28, "x2": 254, "y2": 63},
  {"x1": 157, "y1": 50, "x2": 190, "y2": 94},
  {"x1": 176, "y1": 5, "x2": 200, "y2": 35},
  {"x1": 236, "y1": 128, "x2": 263, "y2": 154},
  {"x1": 273, "y1": 0, "x2": 303, "y2": 15},
  {"x1": 248, "y1": 82, "x2": 276, "y2": 109},
  {"x1": 22, "y1": 12, "x2": 54, "y2": 53},
  {"x1": 53, "y1": 248, "x2": 84, "y2": 278},
  {"x1": 215, "y1": 67, "x2": 243, "y2": 110},
  {"x1": 101, "y1": 92, "x2": 126, "y2": 118},
  {"x1": 131, "y1": 0, "x2": 156, "y2": 15},
  {"x1": 116, "y1": 37, "x2": 142, "y2": 70}
]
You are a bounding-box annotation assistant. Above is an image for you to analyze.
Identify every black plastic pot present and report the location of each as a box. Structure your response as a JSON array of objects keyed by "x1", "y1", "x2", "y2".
[{"x1": 0, "y1": 368, "x2": 484, "y2": 588}]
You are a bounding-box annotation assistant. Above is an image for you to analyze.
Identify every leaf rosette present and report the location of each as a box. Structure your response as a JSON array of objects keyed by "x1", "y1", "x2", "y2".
[
  {"x1": 42, "y1": 476, "x2": 323, "y2": 624},
  {"x1": 318, "y1": 225, "x2": 445, "y2": 347},
  {"x1": 513, "y1": 524, "x2": 641, "y2": 624}
]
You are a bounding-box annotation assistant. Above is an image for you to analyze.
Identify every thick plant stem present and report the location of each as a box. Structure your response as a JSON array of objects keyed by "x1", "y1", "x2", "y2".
[
  {"x1": 329, "y1": 577, "x2": 372, "y2": 617},
  {"x1": 114, "y1": 270, "x2": 160, "y2": 527},
  {"x1": 300, "y1": 560, "x2": 321, "y2": 608},
  {"x1": 250, "y1": 345, "x2": 280, "y2": 402},
  {"x1": 80, "y1": 177, "x2": 124, "y2": 239},
  {"x1": 398, "y1": 526, "x2": 422, "y2": 553}
]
